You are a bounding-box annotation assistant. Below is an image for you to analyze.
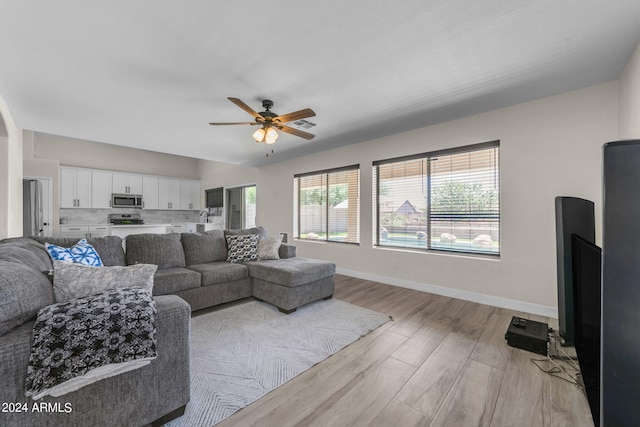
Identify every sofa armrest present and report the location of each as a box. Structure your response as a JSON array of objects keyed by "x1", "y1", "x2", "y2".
[
  {"x1": 278, "y1": 243, "x2": 297, "y2": 259},
  {"x1": 0, "y1": 294, "x2": 191, "y2": 427}
]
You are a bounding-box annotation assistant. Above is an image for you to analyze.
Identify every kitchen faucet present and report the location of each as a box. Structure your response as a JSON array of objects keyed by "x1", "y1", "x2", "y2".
[{"x1": 200, "y1": 209, "x2": 209, "y2": 223}]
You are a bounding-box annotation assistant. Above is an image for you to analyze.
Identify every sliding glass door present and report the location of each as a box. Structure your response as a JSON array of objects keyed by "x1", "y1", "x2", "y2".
[{"x1": 226, "y1": 185, "x2": 256, "y2": 229}]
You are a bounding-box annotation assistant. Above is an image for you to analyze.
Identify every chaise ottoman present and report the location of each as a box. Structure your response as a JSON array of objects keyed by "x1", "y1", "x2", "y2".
[{"x1": 245, "y1": 257, "x2": 336, "y2": 313}]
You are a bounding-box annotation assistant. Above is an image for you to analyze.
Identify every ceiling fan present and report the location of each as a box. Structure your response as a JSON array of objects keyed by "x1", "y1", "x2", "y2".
[{"x1": 209, "y1": 97, "x2": 316, "y2": 144}]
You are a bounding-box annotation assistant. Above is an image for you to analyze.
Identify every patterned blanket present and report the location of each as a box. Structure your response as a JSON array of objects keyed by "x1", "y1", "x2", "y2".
[{"x1": 25, "y1": 287, "x2": 157, "y2": 400}]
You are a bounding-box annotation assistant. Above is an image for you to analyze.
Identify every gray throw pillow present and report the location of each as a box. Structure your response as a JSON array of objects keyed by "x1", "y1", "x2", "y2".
[
  {"x1": 257, "y1": 235, "x2": 283, "y2": 260},
  {"x1": 52, "y1": 260, "x2": 158, "y2": 302}
]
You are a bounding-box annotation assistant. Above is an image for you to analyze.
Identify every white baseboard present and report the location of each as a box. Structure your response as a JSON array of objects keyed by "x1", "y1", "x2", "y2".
[{"x1": 336, "y1": 268, "x2": 558, "y2": 319}]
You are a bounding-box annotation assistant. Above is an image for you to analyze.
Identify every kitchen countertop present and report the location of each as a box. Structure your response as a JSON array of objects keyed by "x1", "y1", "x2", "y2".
[
  {"x1": 110, "y1": 223, "x2": 170, "y2": 228},
  {"x1": 61, "y1": 223, "x2": 111, "y2": 226}
]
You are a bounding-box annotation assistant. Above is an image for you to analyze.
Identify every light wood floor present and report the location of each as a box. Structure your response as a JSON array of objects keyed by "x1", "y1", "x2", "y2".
[{"x1": 215, "y1": 275, "x2": 594, "y2": 427}]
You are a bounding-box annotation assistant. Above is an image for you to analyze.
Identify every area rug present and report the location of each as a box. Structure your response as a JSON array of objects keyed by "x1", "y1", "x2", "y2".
[{"x1": 166, "y1": 299, "x2": 390, "y2": 427}]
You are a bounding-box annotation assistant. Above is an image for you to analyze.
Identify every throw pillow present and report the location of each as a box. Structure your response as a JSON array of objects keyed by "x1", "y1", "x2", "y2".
[
  {"x1": 52, "y1": 260, "x2": 157, "y2": 302},
  {"x1": 33, "y1": 236, "x2": 126, "y2": 266},
  {"x1": 226, "y1": 234, "x2": 259, "y2": 263},
  {"x1": 46, "y1": 239, "x2": 104, "y2": 266},
  {"x1": 257, "y1": 235, "x2": 283, "y2": 260}
]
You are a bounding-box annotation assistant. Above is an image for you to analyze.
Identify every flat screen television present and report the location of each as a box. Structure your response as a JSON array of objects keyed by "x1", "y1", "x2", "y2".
[
  {"x1": 205, "y1": 187, "x2": 224, "y2": 208},
  {"x1": 571, "y1": 233, "x2": 601, "y2": 426}
]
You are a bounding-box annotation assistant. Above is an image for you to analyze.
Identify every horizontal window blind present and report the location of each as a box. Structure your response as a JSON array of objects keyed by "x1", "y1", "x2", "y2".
[
  {"x1": 374, "y1": 142, "x2": 499, "y2": 255},
  {"x1": 295, "y1": 165, "x2": 360, "y2": 244}
]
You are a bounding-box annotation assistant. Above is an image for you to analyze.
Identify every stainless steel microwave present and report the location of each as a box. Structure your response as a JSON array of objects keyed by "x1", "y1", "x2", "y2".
[{"x1": 112, "y1": 193, "x2": 143, "y2": 208}]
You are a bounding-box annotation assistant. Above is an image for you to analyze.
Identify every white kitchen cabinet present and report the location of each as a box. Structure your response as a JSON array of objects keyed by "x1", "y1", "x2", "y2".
[
  {"x1": 169, "y1": 223, "x2": 187, "y2": 233},
  {"x1": 180, "y1": 179, "x2": 201, "y2": 210},
  {"x1": 60, "y1": 224, "x2": 111, "y2": 238},
  {"x1": 110, "y1": 224, "x2": 168, "y2": 243},
  {"x1": 112, "y1": 172, "x2": 143, "y2": 194},
  {"x1": 60, "y1": 167, "x2": 92, "y2": 208},
  {"x1": 91, "y1": 170, "x2": 112, "y2": 209},
  {"x1": 158, "y1": 178, "x2": 181, "y2": 210},
  {"x1": 60, "y1": 225, "x2": 90, "y2": 239},
  {"x1": 142, "y1": 175, "x2": 159, "y2": 210},
  {"x1": 88, "y1": 225, "x2": 111, "y2": 238},
  {"x1": 195, "y1": 222, "x2": 223, "y2": 232}
]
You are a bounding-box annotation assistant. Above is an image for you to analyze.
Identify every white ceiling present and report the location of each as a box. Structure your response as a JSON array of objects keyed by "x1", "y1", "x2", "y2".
[{"x1": 1, "y1": 1, "x2": 639, "y2": 166}]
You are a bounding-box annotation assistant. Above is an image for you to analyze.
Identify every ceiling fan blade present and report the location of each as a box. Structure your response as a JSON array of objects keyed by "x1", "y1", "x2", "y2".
[
  {"x1": 277, "y1": 125, "x2": 315, "y2": 140},
  {"x1": 275, "y1": 108, "x2": 316, "y2": 124},
  {"x1": 228, "y1": 97, "x2": 262, "y2": 119},
  {"x1": 208, "y1": 122, "x2": 259, "y2": 126}
]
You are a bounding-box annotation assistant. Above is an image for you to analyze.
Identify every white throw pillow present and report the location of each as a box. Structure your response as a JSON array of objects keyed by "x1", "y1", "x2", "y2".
[
  {"x1": 52, "y1": 260, "x2": 157, "y2": 302},
  {"x1": 257, "y1": 235, "x2": 283, "y2": 260}
]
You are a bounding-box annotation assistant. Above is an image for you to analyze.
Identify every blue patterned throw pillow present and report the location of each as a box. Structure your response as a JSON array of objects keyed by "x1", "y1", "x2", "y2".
[
  {"x1": 226, "y1": 234, "x2": 259, "y2": 263},
  {"x1": 46, "y1": 239, "x2": 104, "y2": 266}
]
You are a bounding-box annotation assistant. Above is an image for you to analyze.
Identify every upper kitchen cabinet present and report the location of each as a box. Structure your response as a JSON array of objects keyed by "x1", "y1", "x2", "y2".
[
  {"x1": 112, "y1": 172, "x2": 143, "y2": 194},
  {"x1": 60, "y1": 167, "x2": 92, "y2": 208},
  {"x1": 142, "y1": 175, "x2": 159, "y2": 210},
  {"x1": 91, "y1": 170, "x2": 112, "y2": 209},
  {"x1": 180, "y1": 179, "x2": 201, "y2": 210},
  {"x1": 158, "y1": 177, "x2": 181, "y2": 210}
]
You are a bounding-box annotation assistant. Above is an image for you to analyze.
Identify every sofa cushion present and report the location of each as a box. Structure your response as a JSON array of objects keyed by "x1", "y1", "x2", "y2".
[
  {"x1": 0, "y1": 238, "x2": 53, "y2": 271},
  {"x1": 46, "y1": 239, "x2": 104, "y2": 266},
  {"x1": 152, "y1": 267, "x2": 201, "y2": 296},
  {"x1": 52, "y1": 260, "x2": 157, "y2": 302},
  {"x1": 30, "y1": 236, "x2": 126, "y2": 267},
  {"x1": 245, "y1": 257, "x2": 336, "y2": 287},
  {"x1": 186, "y1": 262, "x2": 249, "y2": 286},
  {"x1": 181, "y1": 230, "x2": 227, "y2": 265},
  {"x1": 0, "y1": 261, "x2": 55, "y2": 336},
  {"x1": 126, "y1": 233, "x2": 186, "y2": 270}
]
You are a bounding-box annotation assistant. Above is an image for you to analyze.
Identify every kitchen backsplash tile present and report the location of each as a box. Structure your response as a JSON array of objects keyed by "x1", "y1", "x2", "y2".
[{"x1": 60, "y1": 208, "x2": 201, "y2": 225}]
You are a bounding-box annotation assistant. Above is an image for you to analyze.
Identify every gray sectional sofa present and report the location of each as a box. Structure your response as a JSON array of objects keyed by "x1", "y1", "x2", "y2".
[
  {"x1": 123, "y1": 227, "x2": 336, "y2": 314},
  {"x1": 0, "y1": 236, "x2": 190, "y2": 427},
  {"x1": 0, "y1": 227, "x2": 335, "y2": 426}
]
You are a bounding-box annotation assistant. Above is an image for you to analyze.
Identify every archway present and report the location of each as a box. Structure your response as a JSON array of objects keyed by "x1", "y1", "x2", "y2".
[{"x1": 0, "y1": 92, "x2": 22, "y2": 238}]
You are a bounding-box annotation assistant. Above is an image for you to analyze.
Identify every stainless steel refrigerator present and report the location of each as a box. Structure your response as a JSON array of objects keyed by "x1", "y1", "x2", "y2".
[{"x1": 22, "y1": 179, "x2": 43, "y2": 237}]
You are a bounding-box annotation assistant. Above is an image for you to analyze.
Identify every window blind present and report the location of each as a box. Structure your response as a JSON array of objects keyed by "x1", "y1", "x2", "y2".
[
  {"x1": 295, "y1": 165, "x2": 360, "y2": 244},
  {"x1": 373, "y1": 142, "x2": 499, "y2": 255}
]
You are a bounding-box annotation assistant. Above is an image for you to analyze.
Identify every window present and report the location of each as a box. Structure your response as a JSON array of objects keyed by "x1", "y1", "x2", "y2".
[
  {"x1": 294, "y1": 165, "x2": 360, "y2": 244},
  {"x1": 373, "y1": 141, "x2": 500, "y2": 255}
]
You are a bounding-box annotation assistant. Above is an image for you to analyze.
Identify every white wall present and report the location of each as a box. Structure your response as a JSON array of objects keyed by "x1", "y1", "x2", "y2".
[
  {"x1": 201, "y1": 82, "x2": 618, "y2": 316},
  {"x1": 0, "y1": 134, "x2": 9, "y2": 238},
  {"x1": 197, "y1": 159, "x2": 261, "y2": 226},
  {"x1": 32, "y1": 132, "x2": 201, "y2": 178},
  {"x1": 0, "y1": 92, "x2": 23, "y2": 239},
  {"x1": 23, "y1": 131, "x2": 61, "y2": 231},
  {"x1": 619, "y1": 41, "x2": 640, "y2": 138}
]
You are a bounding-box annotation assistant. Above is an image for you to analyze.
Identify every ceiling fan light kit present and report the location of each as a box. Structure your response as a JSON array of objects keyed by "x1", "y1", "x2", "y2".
[
  {"x1": 210, "y1": 97, "x2": 316, "y2": 146},
  {"x1": 252, "y1": 126, "x2": 278, "y2": 144}
]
